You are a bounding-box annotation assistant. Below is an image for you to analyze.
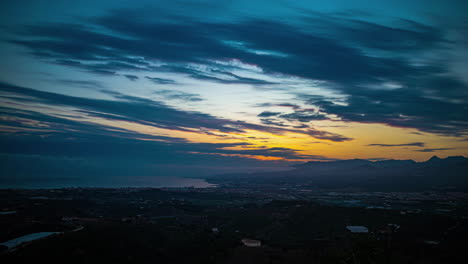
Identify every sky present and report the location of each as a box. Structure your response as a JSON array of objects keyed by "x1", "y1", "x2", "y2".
[{"x1": 0, "y1": 0, "x2": 467, "y2": 181}]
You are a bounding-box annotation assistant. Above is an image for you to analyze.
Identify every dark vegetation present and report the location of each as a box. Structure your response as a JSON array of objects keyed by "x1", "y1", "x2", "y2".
[{"x1": 1, "y1": 188, "x2": 468, "y2": 263}]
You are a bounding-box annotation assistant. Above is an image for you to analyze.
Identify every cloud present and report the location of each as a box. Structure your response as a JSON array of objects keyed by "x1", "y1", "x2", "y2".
[
  {"x1": 367, "y1": 142, "x2": 425, "y2": 147},
  {"x1": 1, "y1": 98, "x2": 329, "y2": 181},
  {"x1": 5, "y1": 8, "x2": 467, "y2": 136},
  {"x1": 0, "y1": 105, "x2": 187, "y2": 144},
  {"x1": 1, "y1": 102, "x2": 322, "y2": 180},
  {"x1": 305, "y1": 128, "x2": 353, "y2": 142},
  {"x1": 255, "y1": 103, "x2": 301, "y2": 109},
  {"x1": 158, "y1": 65, "x2": 275, "y2": 85},
  {"x1": 124, "y1": 74, "x2": 139, "y2": 81},
  {"x1": 153, "y1": 90, "x2": 204, "y2": 102},
  {"x1": 414, "y1": 148, "x2": 456, "y2": 152},
  {"x1": 278, "y1": 111, "x2": 328, "y2": 122},
  {"x1": 4, "y1": 13, "x2": 434, "y2": 84},
  {"x1": 145, "y1": 76, "x2": 176, "y2": 84},
  {"x1": 0, "y1": 82, "x2": 243, "y2": 134},
  {"x1": 312, "y1": 16, "x2": 446, "y2": 52},
  {"x1": 312, "y1": 87, "x2": 468, "y2": 136},
  {"x1": 0, "y1": 133, "x2": 293, "y2": 180},
  {"x1": 195, "y1": 146, "x2": 330, "y2": 161},
  {"x1": 0, "y1": 82, "x2": 349, "y2": 146},
  {"x1": 257, "y1": 111, "x2": 281, "y2": 117},
  {"x1": 259, "y1": 118, "x2": 288, "y2": 127},
  {"x1": 55, "y1": 79, "x2": 104, "y2": 89}
]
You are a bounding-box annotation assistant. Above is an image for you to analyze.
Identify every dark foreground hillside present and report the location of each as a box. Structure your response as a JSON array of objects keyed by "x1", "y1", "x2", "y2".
[{"x1": 1, "y1": 188, "x2": 468, "y2": 263}]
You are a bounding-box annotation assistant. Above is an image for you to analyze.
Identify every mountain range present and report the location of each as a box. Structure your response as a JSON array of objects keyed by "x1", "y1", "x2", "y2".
[{"x1": 209, "y1": 156, "x2": 468, "y2": 191}]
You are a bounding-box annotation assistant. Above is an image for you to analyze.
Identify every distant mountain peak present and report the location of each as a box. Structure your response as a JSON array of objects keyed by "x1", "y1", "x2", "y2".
[
  {"x1": 295, "y1": 156, "x2": 467, "y2": 169},
  {"x1": 213, "y1": 155, "x2": 468, "y2": 192},
  {"x1": 446, "y1": 155, "x2": 466, "y2": 159},
  {"x1": 423, "y1": 155, "x2": 468, "y2": 166}
]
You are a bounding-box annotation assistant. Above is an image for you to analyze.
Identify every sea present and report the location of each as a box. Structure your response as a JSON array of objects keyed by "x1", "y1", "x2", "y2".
[{"x1": 0, "y1": 176, "x2": 216, "y2": 189}]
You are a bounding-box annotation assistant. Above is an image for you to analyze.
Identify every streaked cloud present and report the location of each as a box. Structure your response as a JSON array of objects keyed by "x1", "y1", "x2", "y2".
[
  {"x1": 367, "y1": 142, "x2": 425, "y2": 147},
  {"x1": 415, "y1": 148, "x2": 456, "y2": 153}
]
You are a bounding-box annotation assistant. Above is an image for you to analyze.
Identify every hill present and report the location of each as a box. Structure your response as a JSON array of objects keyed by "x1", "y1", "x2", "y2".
[{"x1": 209, "y1": 156, "x2": 468, "y2": 191}]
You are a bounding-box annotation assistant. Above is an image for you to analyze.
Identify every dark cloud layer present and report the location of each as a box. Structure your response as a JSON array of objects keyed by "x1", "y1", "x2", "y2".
[
  {"x1": 312, "y1": 87, "x2": 468, "y2": 136},
  {"x1": 124, "y1": 74, "x2": 139, "y2": 81},
  {"x1": 0, "y1": 81, "x2": 346, "y2": 178},
  {"x1": 145, "y1": 76, "x2": 176, "y2": 84},
  {"x1": 279, "y1": 111, "x2": 328, "y2": 122},
  {"x1": 415, "y1": 148, "x2": 456, "y2": 153},
  {"x1": 153, "y1": 90, "x2": 204, "y2": 102},
  {"x1": 305, "y1": 128, "x2": 352, "y2": 142},
  {"x1": 257, "y1": 111, "x2": 281, "y2": 117},
  {"x1": 0, "y1": 84, "x2": 328, "y2": 179},
  {"x1": 367, "y1": 142, "x2": 425, "y2": 147},
  {"x1": 0, "y1": 82, "x2": 348, "y2": 141},
  {"x1": 6, "y1": 10, "x2": 466, "y2": 136}
]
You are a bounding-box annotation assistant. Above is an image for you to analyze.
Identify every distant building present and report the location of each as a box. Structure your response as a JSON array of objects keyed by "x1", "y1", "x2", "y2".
[
  {"x1": 241, "y1": 238, "x2": 261, "y2": 247},
  {"x1": 346, "y1": 226, "x2": 369, "y2": 233},
  {"x1": 212, "y1": 227, "x2": 219, "y2": 233}
]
